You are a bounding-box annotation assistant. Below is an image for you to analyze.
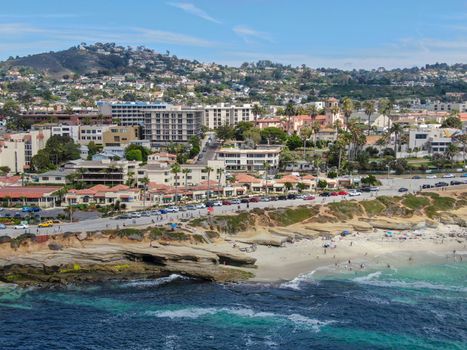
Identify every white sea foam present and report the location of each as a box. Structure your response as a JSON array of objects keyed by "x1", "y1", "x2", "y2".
[
  {"x1": 122, "y1": 274, "x2": 187, "y2": 288},
  {"x1": 279, "y1": 268, "x2": 322, "y2": 290},
  {"x1": 352, "y1": 271, "x2": 382, "y2": 283},
  {"x1": 148, "y1": 306, "x2": 333, "y2": 331}
]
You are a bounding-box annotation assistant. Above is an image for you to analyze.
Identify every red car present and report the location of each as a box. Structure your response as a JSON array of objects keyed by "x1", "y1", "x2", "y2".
[
  {"x1": 330, "y1": 192, "x2": 339, "y2": 196},
  {"x1": 249, "y1": 197, "x2": 260, "y2": 202},
  {"x1": 222, "y1": 200, "x2": 232, "y2": 205},
  {"x1": 304, "y1": 195, "x2": 316, "y2": 200},
  {"x1": 338, "y1": 191, "x2": 348, "y2": 196}
]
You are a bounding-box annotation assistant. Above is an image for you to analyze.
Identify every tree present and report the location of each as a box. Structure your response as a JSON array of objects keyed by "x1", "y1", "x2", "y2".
[
  {"x1": 260, "y1": 127, "x2": 287, "y2": 144},
  {"x1": 125, "y1": 149, "x2": 143, "y2": 161},
  {"x1": 87, "y1": 141, "x2": 101, "y2": 160},
  {"x1": 140, "y1": 176, "x2": 150, "y2": 208},
  {"x1": 308, "y1": 104, "x2": 318, "y2": 121},
  {"x1": 296, "y1": 182, "x2": 306, "y2": 192},
  {"x1": 441, "y1": 116, "x2": 462, "y2": 129},
  {"x1": 311, "y1": 120, "x2": 321, "y2": 144},
  {"x1": 284, "y1": 100, "x2": 295, "y2": 134},
  {"x1": 171, "y1": 163, "x2": 181, "y2": 204},
  {"x1": 234, "y1": 121, "x2": 254, "y2": 141},
  {"x1": 317, "y1": 179, "x2": 328, "y2": 189},
  {"x1": 243, "y1": 128, "x2": 261, "y2": 146},
  {"x1": 286, "y1": 134, "x2": 302, "y2": 151},
  {"x1": 444, "y1": 143, "x2": 459, "y2": 161},
  {"x1": 452, "y1": 133, "x2": 467, "y2": 165},
  {"x1": 252, "y1": 104, "x2": 263, "y2": 121},
  {"x1": 284, "y1": 182, "x2": 293, "y2": 192},
  {"x1": 124, "y1": 144, "x2": 150, "y2": 162},
  {"x1": 215, "y1": 125, "x2": 235, "y2": 140},
  {"x1": 363, "y1": 100, "x2": 375, "y2": 135},
  {"x1": 389, "y1": 123, "x2": 405, "y2": 154},
  {"x1": 263, "y1": 161, "x2": 271, "y2": 194},
  {"x1": 0, "y1": 166, "x2": 10, "y2": 175},
  {"x1": 182, "y1": 168, "x2": 191, "y2": 194},
  {"x1": 204, "y1": 166, "x2": 213, "y2": 200},
  {"x1": 300, "y1": 127, "x2": 313, "y2": 159},
  {"x1": 341, "y1": 97, "x2": 354, "y2": 129},
  {"x1": 216, "y1": 168, "x2": 224, "y2": 195},
  {"x1": 379, "y1": 98, "x2": 393, "y2": 130},
  {"x1": 31, "y1": 135, "x2": 80, "y2": 172}
]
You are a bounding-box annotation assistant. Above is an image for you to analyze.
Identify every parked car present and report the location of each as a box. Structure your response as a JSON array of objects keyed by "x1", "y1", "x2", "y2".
[
  {"x1": 166, "y1": 206, "x2": 179, "y2": 212},
  {"x1": 450, "y1": 180, "x2": 463, "y2": 185},
  {"x1": 117, "y1": 215, "x2": 131, "y2": 219},
  {"x1": 249, "y1": 197, "x2": 260, "y2": 203},
  {"x1": 304, "y1": 195, "x2": 316, "y2": 200},
  {"x1": 185, "y1": 205, "x2": 196, "y2": 211},
  {"x1": 14, "y1": 224, "x2": 29, "y2": 229},
  {"x1": 129, "y1": 212, "x2": 141, "y2": 218},
  {"x1": 398, "y1": 187, "x2": 409, "y2": 193},
  {"x1": 277, "y1": 195, "x2": 287, "y2": 200},
  {"x1": 240, "y1": 198, "x2": 250, "y2": 203},
  {"x1": 330, "y1": 192, "x2": 339, "y2": 196},
  {"x1": 21, "y1": 207, "x2": 32, "y2": 212},
  {"x1": 369, "y1": 186, "x2": 380, "y2": 191},
  {"x1": 38, "y1": 220, "x2": 54, "y2": 228},
  {"x1": 319, "y1": 192, "x2": 331, "y2": 197},
  {"x1": 338, "y1": 191, "x2": 348, "y2": 196},
  {"x1": 443, "y1": 173, "x2": 455, "y2": 178},
  {"x1": 0, "y1": 223, "x2": 6, "y2": 229},
  {"x1": 287, "y1": 194, "x2": 297, "y2": 200},
  {"x1": 222, "y1": 200, "x2": 232, "y2": 205},
  {"x1": 421, "y1": 184, "x2": 432, "y2": 189},
  {"x1": 213, "y1": 201, "x2": 223, "y2": 206},
  {"x1": 348, "y1": 190, "x2": 361, "y2": 196},
  {"x1": 230, "y1": 199, "x2": 241, "y2": 205},
  {"x1": 435, "y1": 182, "x2": 449, "y2": 187},
  {"x1": 195, "y1": 203, "x2": 206, "y2": 209},
  {"x1": 411, "y1": 176, "x2": 421, "y2": 179},
  {"x1": 260, "y1": 197, "x2": 271, "y2": 202},
  {"x1": 462, "y1": 173, "x2": 467, "y2": 178},
  {"x1": 360, "y1": 186, "x2": 371, "y2": 192},
  {"x1": 159, "y1": 209, "x2": 169, "y2": 214},
  {"x1": 426, "y1": 175, "x2": 437, "y2": 179}
]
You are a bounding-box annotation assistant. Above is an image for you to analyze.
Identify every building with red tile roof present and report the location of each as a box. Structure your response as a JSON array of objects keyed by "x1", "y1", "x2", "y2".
[{"x1": 0, "y1": 186, "x2": 61, "y2": 208}]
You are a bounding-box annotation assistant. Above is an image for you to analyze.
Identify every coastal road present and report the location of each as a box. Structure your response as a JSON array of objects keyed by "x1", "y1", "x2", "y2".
[{"x1": 3, "y1": 176, "x2": 466, "y2": 238}]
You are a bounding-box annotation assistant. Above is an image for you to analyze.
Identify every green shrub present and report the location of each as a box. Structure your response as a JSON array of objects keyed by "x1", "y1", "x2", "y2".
[
  {"x1": 361, "y1": 200, "x2": 385, "y2": 216},
  {"x1": 402, "y1": 195, "x2": 430, "y2": 210},
  {"x1": 328, "y1": 201, "x2": 364, "y2": 221}
]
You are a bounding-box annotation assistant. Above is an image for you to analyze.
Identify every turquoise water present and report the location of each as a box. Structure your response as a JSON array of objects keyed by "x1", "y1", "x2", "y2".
[{"x1": 0, "y1": 262, "x2": 466, "y2": 349}]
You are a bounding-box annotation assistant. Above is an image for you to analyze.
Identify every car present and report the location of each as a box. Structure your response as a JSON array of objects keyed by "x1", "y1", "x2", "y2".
[
  {"x1": 260, "y1": 197, "x2": 271, "y2": 202},
  {"x1": 398, "y1": 187, "x2": 409, "y2": 192},
  {"x1": 195, "y1": 203, "x2": 207, "y2": 209},
  {"x1": 129, "y1": 212, "x2": 141, "y2": 218},
  {"x1": 268, "y1": 196, "x2": 278, "y2": 201},
  {"x1": 140, "y1": 211, "x2": 152, "y2": 217},
  {"x1": 319, "y1": 192, "x2": 331, "y2": 197},
  {"x1": 330, "y1": 192, "x2": 339, "y2": 196},
  {"x1": 338, "y1": 191, "x2": 348, "y2": 196},
  {"x1": 435, "y1": 182, "x2": 449, "y2": 187},
  {"x1": 185, "y1": 205, "x2": 196, "y2": 210},
  {"x1": 4, "y1": 213, "x2": 11, "y2": 218},
  {"x1": 0, "y1": 223, "x2": 6, "y2": 229},
  {"x1": 31, "y1": 207, "x2": 41, "y2": 212},
  {"x1": 443, "y1": 173, "x2": 455, "y2": 178},
  {"x1": 222, "y1": 200, "x2": 232, "y2": 205},
  {"x1": 411, "y1": 176, "x2": 421, "y2": 179},
  {"x1": 213, "y1": 201, "x2": 223, "y2": 206},
  {"x1": 0, "y1": 208, "x2": 3, "y2": 211},
  {"x1": 117, "y1": 214, "x2": 131, "y2": 219},
  {"x1": 38, "y1": 220, "x2": 54, "y2": 228},
  {"x1": 240, "y1": 198, "x2": 250, "y2": 203},
  {"x1": 348, "y1": 190, "x2": 362, "y2": 196},
  {"x1": 360, "y1": 186, "x2": 371, "y2": 192},
  {"x1": 421, "y1": 184, "x2": 432, "y2": 189},
  {"x1": 230, "y1": 199, "x2": 241, "y2": 205},
  {"x1": 14, "y1": 213, "x2": 22, "y2": 218},
  {"x1": 426, "y1": 175, "x2": 437, "y2": 179},
  {"x1": 205, "y1": 201, "x2": 214, "y2": 207},
  {"x1": 277, "y1": 195, "x2": 287, "y2": 200},
  {"x1": 166, "y1": 206, "x2": 179, "y2": 212},
  {"x1": 369, "y1": 186, "x2": 380, "y2": 192},
  {"x1": 456, "y1": 168, "x2": 463, "y2": 172},
  {"x1": 304, "y1": 195, "x2": 316, "y2": 200},
  {"x1": 21, "y1": 207, "x2": 32, "y2": 212},
  {"x1": 461, "y1": 173, "x2": 467, "y2": 177},
  {"x1": 159, "y1": 209, "x2": 169, "y2": 214},
  {"x1": 249, "y1": 197, "x2": 260, "y2": 203},
  {"x1": 178, "y1": 206, "x2": 187, "y2": 212},
  {"x1": 287, "y1": 194, "x2": 297, "y2": 200},
  {"x1": 14, "y1": 224, "x2": 29, "y2": 229},
  {"x1": 450, "y1": 180, "x2": 463, "y2": 186}
]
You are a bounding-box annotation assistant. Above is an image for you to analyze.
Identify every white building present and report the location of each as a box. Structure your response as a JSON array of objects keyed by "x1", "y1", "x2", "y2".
[
  {"x1": 429, "y1": 101, "x2": 467, "y2": 113},
  {"x1": 78, "y1": 125, "x2": 113, "y2": 145},
  {"x1": 408, "y1": 127, "x2": 457, "y2": 153},
  {"x1": 51, "y1": 125, "x2": 80, "y2": 142},
  {"x1": 215, "y1": 146, "x2": 281, "y2": 171},
  {"x1": 97, "y1": 101, "x2": 168, "y2": 126},
  {"x1": 203, "y1": 103, "x2": 254, "y2": 129}
]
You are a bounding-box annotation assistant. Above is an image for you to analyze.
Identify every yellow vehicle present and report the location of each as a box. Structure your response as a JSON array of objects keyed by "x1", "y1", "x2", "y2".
[{"x1": 38, "y1": 220, "x2": 54, "y2": 228}]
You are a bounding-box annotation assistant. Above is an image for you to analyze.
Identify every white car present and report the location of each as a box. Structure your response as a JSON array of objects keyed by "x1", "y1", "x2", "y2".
[
  {"x1": 166, "y1": 206, "x2": 180, "y2": 212},
  {"x1": 195, "y1": 203, "x2": 206, "y2": 209},
  {"x1": 213, "y1": 201, "x2": 223, "y2": 206},
  {"x1": 443, "y1": 173, "x2": 455, "y2": 178},
  {"x1": 230, "y1": 199, "x2": 241, "y2": 204},
  {"x1": 348, "y1": 190, "x2": 362, "y2": 197},
  {"x1": 426, "y1": 175, "x2": 437, "y2": 179},
  {"x1": 14, "y1": 224, "x2": 29, "y2": 229}
]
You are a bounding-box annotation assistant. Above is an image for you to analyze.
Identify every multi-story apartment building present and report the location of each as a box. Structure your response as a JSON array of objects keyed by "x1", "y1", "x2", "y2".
[
  {"x1": 0, "y1": 129, "x2": 51, "y2": 173},
  {"x1": 215, "y1": 146, "x2": 281, "y2": 171},
  {"x1": 97, "y1": 101, "x2": 168, "y2": 126},
  {"x1": 50, "y1": 125, "x2": 80, "y2": 141},
  {"x1": 102, "y1": 126, "x2": 140, "y2": 147},
  {"x1": 408, "y1": 127, "x2": 457, "y2": 153},
  {"x1": 429, "y1": 101, "x2": 467, "y2": 113},
  {"x1": 143, "y1": 107, "x2": 203, "y2": 146},
  {"x1": 203, "y1": 103, "x2": 254, "y2": 129},
  {"x1": 64, "y1": 159, "x2": 139, "y2": 186},
  {"x1": 78, "y1": 125, "x2": 113, "y2": 145}
]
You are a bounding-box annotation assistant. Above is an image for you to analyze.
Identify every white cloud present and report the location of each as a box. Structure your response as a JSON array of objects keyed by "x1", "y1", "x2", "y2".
[
  {"x1": 168, "y1": 2, "x2": 221, "y2": 24},
  {"x1": 233, "y1": 25, "x2": 273, "y2": 43}
]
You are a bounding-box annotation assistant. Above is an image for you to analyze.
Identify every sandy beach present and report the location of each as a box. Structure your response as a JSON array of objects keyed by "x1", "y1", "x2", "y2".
[{"x1": 247, "y1": 224, "x2": 467, "y2": 283}]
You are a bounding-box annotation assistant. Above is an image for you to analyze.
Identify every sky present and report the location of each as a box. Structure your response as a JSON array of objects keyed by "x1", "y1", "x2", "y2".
[{"x1": 0, "y1": 0, "x2": 466, "y2": 69}]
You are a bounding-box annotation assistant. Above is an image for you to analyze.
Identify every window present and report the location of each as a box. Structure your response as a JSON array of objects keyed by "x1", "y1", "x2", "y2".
[{"x1": 415, "y1": 134, "x2": 427, "y2": 139}]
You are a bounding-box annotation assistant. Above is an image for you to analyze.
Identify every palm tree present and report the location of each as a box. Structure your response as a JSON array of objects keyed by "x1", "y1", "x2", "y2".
[
  {"x1": 308, "y1": 104, "x2": 318, "y2": 121},
  {"x1": 216, "y1": 168, "x2": 225, "y2": 197},
  {"x1": 263, "y1": 161, "x2": 271, "y2": 195},
  {"x1": 182, "y1": 168, "x2": 191, "y2": 197},
  {"x1": 171, "y1": 163, "x2": 181, "y2": 204},
  {"x1": 284, "y1": 101, "x2": 295, "y2": 134},
  {"x1": 140, "y1": 176, "x2": 150, "y2": 208},
  {"x1": 452, "y1": 133, "x2": 467, "y2": 165},
  {"x1": 379, "y1": 99, "x2": 393, "y2": 131},
  {"x1": 389, "y1": 123, "x2": 404, "y2": 154},
  {"x1": 300, "y1": 127, "x2": 313, "y2": 160},
  {"x1": 311, "y1": 120, "x2": 321, "y2": 144},
  {"x1": 363, "y1": 100, "x2": 375, "y2": 135},
  {"x1": 204, "y1": 166, "x2": 214, "y2": 200},
  {"x1": 445, "y1": 143, "x2": 459, "y2": 161},
  {"x1": 341, "y1": 97, "x2": 354, "y2": 129},
  {"x1": 347, "y1": 121, "x2": 366, "y2": 161},
  {"x1": 252, "y1": 104, "x2": 263, "y2": 121}
]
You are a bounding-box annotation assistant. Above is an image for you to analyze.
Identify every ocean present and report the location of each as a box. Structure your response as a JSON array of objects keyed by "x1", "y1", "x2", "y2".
[{"x1": 0, "y1": 262, "x2": 466, "y2": 350}]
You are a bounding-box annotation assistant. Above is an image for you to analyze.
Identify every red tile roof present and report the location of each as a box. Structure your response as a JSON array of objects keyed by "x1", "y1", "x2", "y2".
[
  {"x1": 0, "y1": 186, "x2": 62, "y2": 199},
  {"x1": 459, "y1": 113, "x2": 467, "y2": 122},
  {"x1": 276, "y1": 175, "x2": 300, "y2": 184},
  {"x1": 234, "y1": 173, "x2": 262, "y2": 184}
]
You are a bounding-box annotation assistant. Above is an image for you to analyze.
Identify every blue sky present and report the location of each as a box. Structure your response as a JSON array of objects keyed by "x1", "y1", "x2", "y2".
[{"x1": 0, "y1": 0, "x2": 466, "y2": 69}]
